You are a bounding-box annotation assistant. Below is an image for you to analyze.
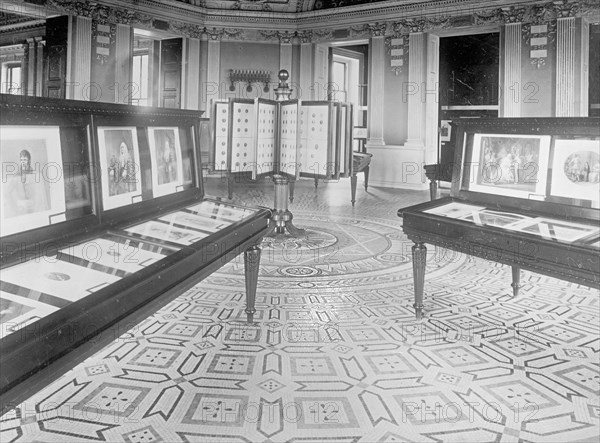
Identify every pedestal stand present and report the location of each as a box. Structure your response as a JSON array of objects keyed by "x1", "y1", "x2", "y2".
[
  {"x1": 265, "y1": 69, "x2": 305, "y2": 238},
  {"x1": 265, "y1": 174, "x2": 305, "y2": 237}
]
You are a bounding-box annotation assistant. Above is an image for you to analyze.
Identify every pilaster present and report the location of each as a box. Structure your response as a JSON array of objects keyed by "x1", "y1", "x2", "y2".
[
  {"x1": 66, "y1": 16, "x2": 92, "y2": 101},
  {"x1": 204, "y1": 30, "x2": 222, "y2": 117},
  {"x1": 183, "y1": 37, "x2": 201, "y2": 110},
  {"x1": 404, "y1": 32, "x2": 426, "y2": 148},
  {"x1": 366, "y1": 23, "x2": 386, "y2": 147},
  {"x1": 115, "y1": 24, "x2": 131, "y2": 104},
  {"x1": 298, "y1": 31, "x2": 313, "y2": 100},
  {"x1": 556, "y1": 17, "x2": 589, "y2": 116},
  {"x1": 500, "y1": 23, "x2": 522, "y2": 117},
  {"x1": 278, "y1": 31, "x2": 293, "y2": 76}
]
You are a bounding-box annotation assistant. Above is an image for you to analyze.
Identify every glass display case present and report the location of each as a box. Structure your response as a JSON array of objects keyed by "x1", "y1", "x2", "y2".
[
  {"x1": 399, "y1": 117, "x2": 600, "y2": 319},
  {"x1": 0, "y1": 94, "x2": 271, "y2": 406}
]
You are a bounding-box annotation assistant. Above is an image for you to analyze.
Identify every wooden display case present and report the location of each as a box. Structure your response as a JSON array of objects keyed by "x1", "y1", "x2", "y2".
[
  {"x1": 0, "y1": 95, "x2": 271, "y2": 409},
  {"x1": 399, "y1": 117, "x2": 600, "y2": 319}
]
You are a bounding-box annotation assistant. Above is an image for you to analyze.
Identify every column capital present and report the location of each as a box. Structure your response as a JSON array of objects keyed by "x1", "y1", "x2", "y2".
[
  {"x1": 367, "y1": 22, "x2": 387, "y2": 37},
  {"x1": 297, "y1": 30, "x2": 313, "y2": 44},
  {"x1": 205, "y1": 27, "x2": 224, "y2": 41},
  {"x1": 500, "y1": 6, "x2": 527, "y2": 23}
]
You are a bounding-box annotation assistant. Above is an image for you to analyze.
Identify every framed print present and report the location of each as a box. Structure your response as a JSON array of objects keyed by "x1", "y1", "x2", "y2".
[
  {"x1": 148, "y1": 127, "x2": 184, "y2": 197},
  {"x1": 511, "y1": 217, "x2": 600, "y2": 243},
  {"x1": 440, "y1": 120, "x2": 452, "y2": 142},
  {"x1": 159, "y1": 211, "x2": 231, "y2": 234},
  {"x1": 550, "y1": 139, "x2": 600, "y2": 206},
  {"x1": 459, "y1": 209, "x2": 533, "y2": 228},
  {"x1": 423, "y1": 202, "x2": 486, "y2": 219},
  {"x1": 61, "y1": 237, "x2": 167, "y2": 274},
  {"x1": 97, "y1": 126, "x2": 141, "y2": 210},
  {"x1": 1, "y1": 290, "x2": 59, "y2": 339},
  {"x1": 0, "y1": 259, "x2": 121, "y2": 302},
  {"x1": 0, "y1": 126, "x2": 67, "y2": 236},
  {"x1": 124, "y1": 220, "x2": 208, "y2": 246},
  {"x1": 468, "y1": 134, "x2": 551, "y2": 199}
]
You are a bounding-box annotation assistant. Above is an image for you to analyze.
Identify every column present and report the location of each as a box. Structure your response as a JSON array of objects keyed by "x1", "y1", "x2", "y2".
[
  {"x1": 556, "y1": 17, "x2": 589, "y2": 116},
  {"x1": 366, "y1": 24, "x2": 386, "y2": 147},
  {"x1": 26, "y1": 37, "x2": 38, "y2": 96},
  {"x1": 66, "y1": 16, "x2": 92, "y2": 101},
  {"x1": 115, "y1": 24, "x2": 131, "y2": 104},
  {"x1": 183, "y1": 37, "x2": 201, "y2": 110},
  {"x1": 500, "y1": 23, "x2": 522, "y2": 117},
  {"x1": 35, "y1": 39, "x2": 44, "y2": 96},
  {"x1": 298, "y1": 31, "x2": 313, "y2": 100},
  {"x1": 203, "y1": 29, "x2": 222, "y2": 118}
]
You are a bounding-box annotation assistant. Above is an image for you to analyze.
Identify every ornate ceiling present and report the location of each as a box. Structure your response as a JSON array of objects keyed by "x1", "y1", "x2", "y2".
[{"x1": 1, "y1": 0, "x2": 599, "y2": 39}]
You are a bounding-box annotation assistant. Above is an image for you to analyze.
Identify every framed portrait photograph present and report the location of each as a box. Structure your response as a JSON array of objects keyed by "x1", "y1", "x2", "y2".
[
  {"x1": 147, "y1": 127, "x2": 184, "y2": 197},
  {"x1": 0, "y1": 126, "x2": 67, "y2": 236},
  {"x1": 97, "y1": 126, "x2": 141, "y2": 210},
  {"x1": 550, "y1": 139, "x2": 600, "y2": 207},
  {"x1": 468, "y1": 134, "x2": 551, "y2": 199},
  {"x1": 440, "y1": 120, "x2": 452, "y2": 142}
]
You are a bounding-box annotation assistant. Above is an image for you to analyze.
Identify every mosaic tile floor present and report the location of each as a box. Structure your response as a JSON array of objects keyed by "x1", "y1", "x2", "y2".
[{"x1": 1, "y1": 178, "x2": 599, "y2": 442}]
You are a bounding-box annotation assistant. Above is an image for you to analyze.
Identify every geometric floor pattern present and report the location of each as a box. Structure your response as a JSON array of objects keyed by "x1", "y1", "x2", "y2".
[{"x1": 1, "y1": 178, "x2": 599, "y2": 442}]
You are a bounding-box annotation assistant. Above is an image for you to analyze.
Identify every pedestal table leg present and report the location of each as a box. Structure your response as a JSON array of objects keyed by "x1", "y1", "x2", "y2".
[
  {"x1": 412, "y1": 242, "x2": 427, "y2": 319},
  {"x1": 244, "y1": 244, "x2": 261, "y2": 323}
]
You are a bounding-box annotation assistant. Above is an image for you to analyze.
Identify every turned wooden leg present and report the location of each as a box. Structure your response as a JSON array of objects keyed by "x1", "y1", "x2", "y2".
[
  {"x1": 363, "y1": 166, "x2": 370, "y2": 191},
  {"x1": 227, "y1": 172, "x2": 234, "y2": 200},
  {"x1": 289, "y1": 179, "x2": 295, "y2": 203},
  {"x1": 511, "y1": 266, "x2": 521, "y2": 297},
  {"x1": 244, "y1": 244, "x2": 261, "y2": 323},
  {"x1": 351, "y1": 174, "x2": 358, "y2": 206},
  {"x1": 412, "y1": 242, "x2": 427, "y2": 319},
  {"x1": 429, "y1": 180, "x2": 437, "y2": 201},
  {"x1": 314, "y1": 177, "x2": 319, "y2": 188}
]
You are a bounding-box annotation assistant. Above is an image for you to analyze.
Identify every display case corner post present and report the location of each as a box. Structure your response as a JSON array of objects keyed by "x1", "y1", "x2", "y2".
[
  {"x1": 411, "y1": 241, "x2": 427, "y2": 319},
  {"x1": 244, "y1": 243, "x2": 262, "y2": 323}
]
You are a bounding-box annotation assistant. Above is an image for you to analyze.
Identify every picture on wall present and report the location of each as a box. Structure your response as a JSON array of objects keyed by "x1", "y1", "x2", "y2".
[
  {"x1": 148, "y1": 127, "x2": 184, "y2": 197},
  {"x1": 0, "y1": 126, "x2": 67, "y2": 236},
  {"x1": 550, "y1": 139, "x2": 600, "y2": 207},
  {"x1": 97, "y1": 126, "x2": 141, "y2": 210},
  {"x1": 440, "y1": 120, "x2": 452, "y2": 142},
  {"x1": 468, "y1": 133, "x2": 551, "y2": 199}
]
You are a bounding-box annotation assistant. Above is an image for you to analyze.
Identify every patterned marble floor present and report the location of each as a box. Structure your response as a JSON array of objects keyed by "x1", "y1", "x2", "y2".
[{"x1": 1, "y1": 177, "x2": 599, "y2": 442}]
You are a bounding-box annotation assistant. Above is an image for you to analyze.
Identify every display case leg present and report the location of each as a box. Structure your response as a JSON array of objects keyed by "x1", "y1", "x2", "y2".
[
  {"x1": 227, "y1": 173, "x2": 234, "y2": 200},
  {"x1": 289, "y1": 179, "x2": 295, "y2": 203},
  {"x1": 364, "y1": 165, "x2": 370, "y2": 191},
  {"x1": 412, "y1": 242, "x2": 427, "y2": 320},
  {"x1": 351, "y1": 174, "x2": 358, "y2": 206},
  {"x1": 314, "y1": 177, "x2": 319, "y2": 188},
  {"x1": 429, "y1": 180, "x2": 437, "y2": 201},
  {"x1": 511, "y1": 266, "x2": 521, "y2": 297},
  {"x1": 244, "y1": 244, "x2": 261, "y2": 323}
]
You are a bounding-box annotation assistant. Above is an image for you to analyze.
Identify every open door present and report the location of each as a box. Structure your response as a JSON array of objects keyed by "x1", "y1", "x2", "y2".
[{"x1": 160, "y1": 38, "x2": 182, "y2": 108}]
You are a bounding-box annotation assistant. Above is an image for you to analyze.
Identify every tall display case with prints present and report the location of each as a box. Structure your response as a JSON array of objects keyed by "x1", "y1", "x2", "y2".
[
  {"x1": 0, "y1": 94, "x2": 271, "y2": 411},
  {"x1": 210, "y1": 98, "x2": 354, "y2": 200},
  {"x1": 399, "y1": 118, "x2": 600, "y2": 319}
]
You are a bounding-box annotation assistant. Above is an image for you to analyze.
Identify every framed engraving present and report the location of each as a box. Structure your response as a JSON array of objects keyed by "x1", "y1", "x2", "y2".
[
  {"x1": 148, "y1": 127, "x2": 184, "y2": 197},
  {"x1": 97, "y1": 126, "x2": 141, "y2": 210},
  {"x1": 0, "y1": 126, "x2": 66, "y2": 236},
  {"x1": 468, "y1": 133, "x2": 551, "y2": 199}
]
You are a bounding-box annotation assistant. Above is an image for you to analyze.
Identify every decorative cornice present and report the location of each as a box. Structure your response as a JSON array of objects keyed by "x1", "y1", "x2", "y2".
[{"x1": 3, "y1": 0, "x2": 599, "y2": 43}]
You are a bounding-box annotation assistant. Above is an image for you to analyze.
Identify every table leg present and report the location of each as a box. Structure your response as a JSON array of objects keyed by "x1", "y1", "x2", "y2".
[
  {"x1": 351, "y1": 174, "x2": 358, "y2": 206},
  {"x1": 412, "y1": 242, "x2": 427, "y2": 319},
  {"x1": 244, "y1": 244, "x2": 261, "y2": 323},
  {"x1": 227, "y1": 172, "x2": 234, "y2": 200},
  {"x1": 511, "y1": 266, "x2": 521, "y2": 297},
  {"x1": 289, "y1": 179, "x2": 295, "y2": 203},
  {"x1": 314, "y1": 177, "x2": 319, "y2": 188},
  {"x1": 364, "y1": 166, "x2": 370, "y2": 191}
]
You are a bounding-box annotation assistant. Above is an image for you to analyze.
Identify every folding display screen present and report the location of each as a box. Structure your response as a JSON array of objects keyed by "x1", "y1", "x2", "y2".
[{"x1": 211, "y1": 98, "x2": 353, "y2": 182}]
